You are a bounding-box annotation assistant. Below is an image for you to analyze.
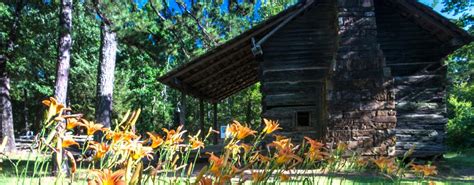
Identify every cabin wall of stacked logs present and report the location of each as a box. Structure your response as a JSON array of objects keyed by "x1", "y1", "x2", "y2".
[
  {"x1": 374, "y1": 0, "x2": 448, "y2": 77},
  {"x1": 260, "y1": 0, "x2": 337, "y2": 141},
  {"x1": 374, "y1": 0, "x2": 448, "y2": 157},
  {"x1": 393, "y1": 69, "x2": 447, "y2": 157}
]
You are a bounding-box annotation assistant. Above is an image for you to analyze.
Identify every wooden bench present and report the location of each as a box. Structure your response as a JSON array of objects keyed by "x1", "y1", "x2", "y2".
[{"x1": 14, "y1": 133, "x2": 92, "y2": 151}]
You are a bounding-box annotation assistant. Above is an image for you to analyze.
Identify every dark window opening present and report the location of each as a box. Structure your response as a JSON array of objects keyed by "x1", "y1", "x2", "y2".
[{"x1": 296, "y1": 112, "x2": 310, "y2": 126}]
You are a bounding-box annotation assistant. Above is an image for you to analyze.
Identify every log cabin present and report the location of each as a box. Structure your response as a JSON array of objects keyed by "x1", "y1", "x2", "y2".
[{"x1": 158, "y1": 0, "x2": 473, "y2": 157}]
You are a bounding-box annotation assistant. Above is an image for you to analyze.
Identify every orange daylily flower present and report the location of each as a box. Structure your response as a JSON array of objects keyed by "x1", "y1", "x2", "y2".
[
  {"x1": 104, "y1": 130, "x2": 138, "y2": 144},
  {"x1": 227, "y1": 123, "x2": 239, "y2": 136},
  {"x1": 373, "y1": 157, "x2": 392, "y2": 170},
  {"x1": 65, "y1": 151, "x2": 77, "y2": 174},
  {"x1": 236, "y1": 122, "x2": 257, "y2": 140},
  {"x1": 372, "y1": 157, "x2": 397, "y2": 174},
  {"x1": 42, "y1": 97, "x2": 66, "y2": 122},
  {"x1": 274, "y1": 134, "x2": 287, "y2": 141},
  {"x1": 147, "y1": 132, "x2": 164, "y2": 148},
  {"x1": 236, "y1": 124, "x2": 256, "y2": 140},
  {"x1": 66, "y1": 118, "x2": 83, "y2": 130},
  {"x1": 336, "y1": 142, "x2": 348, "y2": 153},
  {"x1": 304, "y1": 137, "x2": 327, "y2": 161},
  {"x1": 230, "y1": 165, "x2": 242, "y2": 175},
  {"x1": 122, "y1": 131, "x2": 139, "y2": 142},
  {"x1": 62, "y1": 138, "x2": 79, "y2": 148},
  {"x1": 422, "y1": 165, "x2": 437, "y2": 176},
  {"x1": 225, "y1": 142, "x2": 242, "y2": 156},
  {"x1": 130, "y1": 144, "x2": 154, "y2": 160},
  {"x1": 189, "y1": 136, "x2": 204, "y2": 150},
  {"x1": 198, "y1": 177, "x2": 213, "y2": 185},
  {"x1": 88, "y1": 169, "x2": 125, "y2": 185},
  {"x1": 162, "y1": 125, "x2": 186, "y2": 145},
  {"x1": 89, "y1": 141, "x2": 110, "y2": 160},
  {"x1": 207, "y1": 152, "x2": 224, "y2": 165},
  {"x1": 356, "y1": 157, "x2": 369, "y2": 167},
  {"x1": 251, "y1": 171, "x2": 265, "y2": 182},
  {"x1": 105, "y1": 130, "x2": 122, "y2": 143},
  {"x1": 304, "y1": 137, "x2": 324, "y2": 150},
  {"x1": 240, "y1": 143, "x2": 252, "y2": 153},
  {"x1": 269, "y1": 139, "x2": 302, "y2": 165},
  {"x1": 306, "y1": 148, "x2": 328, "y2": 161},
  {"x1": 275, "y1": 152, "x2": 301, "y2": 165},
  {"x1": 386, "y1": 163, "x2": 398, "y2": 174},
  {"x1": 54, "y1": 113, "x2": 80, "y2": 122},
  {"x1": 279, "y1": 173, "x2": 290, "y2": 181},
  {"x1": 217, "y1": 175, "x2": 232, "y2": 185},
  {"x1": 411, "y1": 164, "x2": 437, "y2": 176},
  {"x1": 81, "y1": 119, "x2": 104, "y2": 135},
  {"x1": 262, "y1": 118, "x2": 281, "y2": 134},
  {"x1": 252, "y1": 153, "x2": 271, "y2": 163},
  {"x1": 411, "y1": 163, "x2": 424, "y2": 172},
  {"x1": 269, "y1": 138, "x2": 292, "y2": 150},
  {"x1": 228, "y1": 121, "x2": 257, "y2": 140},
  {"x1": 206, "y1": 152, "x2": 224, "y2": 176}
]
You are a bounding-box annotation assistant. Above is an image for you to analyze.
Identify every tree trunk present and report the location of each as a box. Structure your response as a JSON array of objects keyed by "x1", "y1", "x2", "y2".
[
  {"x1": 199, "y1": 99, "x2": 204, "y2": 137},
  {"x1": 54, "y1": 0, "x2": 73, "y2": 104},
  {"x1": 52, "y1": 0, "x2": 73, "y2": 176},
  {"x1": 95, "y1": 23, "x2": 117, "y2": 128},
  {"x1": 0, "y1": 1, "x2": 24, "y2": 152},
  {"x1": 212, "y1": 103, "x2": 218, "y2": 144},
  {"x1": 0, "y1": 76, "x2": 15, "y2": 152}
]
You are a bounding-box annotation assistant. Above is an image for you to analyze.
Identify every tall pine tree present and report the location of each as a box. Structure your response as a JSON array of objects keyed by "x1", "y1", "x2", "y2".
[
  {"x1": 95, "y1": 2, "x2": 117, "y2": 128},
  {"x1": 0, "y1": 0, "x2": 24, "y2": 152},
  {"x1": 54, "y1": 0, "x2": 73, "y2": 104}
]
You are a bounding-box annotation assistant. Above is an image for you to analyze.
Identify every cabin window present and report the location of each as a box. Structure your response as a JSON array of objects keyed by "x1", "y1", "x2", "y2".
[{"x1": 296, "y1": 112, "x2": 311, "y2": 127}]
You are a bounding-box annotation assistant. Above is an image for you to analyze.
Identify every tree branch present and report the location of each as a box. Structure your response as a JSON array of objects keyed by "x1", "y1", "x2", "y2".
[
  {"x1": 93, "y1": 0, "x2": 114, "y2": 26},
  {"x1": 148, "y1": 0, "x2": 191, "y2": 58},
  {"x1": 175, "y1": 1, "x2": 218, "y2": 47}
]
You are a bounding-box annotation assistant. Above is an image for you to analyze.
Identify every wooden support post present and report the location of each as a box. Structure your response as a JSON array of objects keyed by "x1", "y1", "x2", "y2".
[
  {"x1": 23, "y1": 88, "x2": 29, "y2": 131},
  {"x1": 246, "y1": 91, "x2": 252, "y2": 124},
  {"x1": 199, "y1": 99, "x2": 205, "y2": 138},
  {"x1": 213, "y1": 103, "x2": 218, "y2": 144},
  {"x1": 179, "y1": 92, "x2": 186, "y2": 125}
]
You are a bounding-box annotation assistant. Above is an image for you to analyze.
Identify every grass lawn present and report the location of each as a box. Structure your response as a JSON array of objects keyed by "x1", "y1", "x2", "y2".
[
  {"x1": 1, "y1": 175, "x2": 473, "y2": 185},
  {"x1": 1, "y1": 149, "x2": 474, "y2": 184},
  {"x1": 439, "y1": 148, "x2": 474, "y2": 181}
]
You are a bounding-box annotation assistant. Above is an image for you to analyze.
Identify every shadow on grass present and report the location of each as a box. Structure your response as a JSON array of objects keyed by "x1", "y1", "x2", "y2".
[{"x1": 444, "y1": 149, "x2": 474, "y2": 167}]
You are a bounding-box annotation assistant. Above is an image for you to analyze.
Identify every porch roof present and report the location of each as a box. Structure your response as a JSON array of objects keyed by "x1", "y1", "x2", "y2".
[{"x1": 158, "y1": 1, "x2": 315, "y2": 103}]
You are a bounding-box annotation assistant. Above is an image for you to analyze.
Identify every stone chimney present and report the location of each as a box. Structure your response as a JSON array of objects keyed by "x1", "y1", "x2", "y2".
[{"x1": 326, "y1": 0, "x2": 396, "y2": 156}]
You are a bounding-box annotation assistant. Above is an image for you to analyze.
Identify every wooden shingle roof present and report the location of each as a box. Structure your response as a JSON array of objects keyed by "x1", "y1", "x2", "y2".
[{"x1": 158, "y1": 0, "x2": 472, "y2": 103}]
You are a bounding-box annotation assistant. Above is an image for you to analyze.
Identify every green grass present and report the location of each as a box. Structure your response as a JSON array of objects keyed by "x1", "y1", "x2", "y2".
[
  {"x1": 0, "y1": 175, "x2": 473, "y2": 185},
  {"x1": 439, "y1": 148, "x2": 474, "y2": 182},
  {"x1": 1, "y1": 150, "x2": 474, "y2": 184},
  {"x1": 444, "y1": 148, "x2": 474, "y2": 168}
]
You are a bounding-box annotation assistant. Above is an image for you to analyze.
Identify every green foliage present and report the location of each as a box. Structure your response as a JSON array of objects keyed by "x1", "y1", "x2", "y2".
[
  {"x1": 68, "y1": 2, "x2": 101, "y2": 118},
  {"x1": 446, "y1": 89, "x2": 474, "y2": 147},
  {"x1": 441, "y1": 0, "x2": 473, "y2": 15},
  {"x1": 1, "y1": 0, "x2": 472, "y2": 149},
  {"x1": 443, "y1": 0, "x2": 474, "y2": 148},
  {"x1": 0, "y1": 0, "x2": 293, "y2": 136}
]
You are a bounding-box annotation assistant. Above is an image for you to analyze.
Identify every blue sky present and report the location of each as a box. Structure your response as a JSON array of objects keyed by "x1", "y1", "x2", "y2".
[
  {"x1": 420, "y1": 0, "x2": 474, "y2": 18},
  {"x1": 46, "y1": 0, "x2": 472, "y2": 18},
  {"x1": 138, "y1": 0, "x2": 471, "y2": 19}
]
